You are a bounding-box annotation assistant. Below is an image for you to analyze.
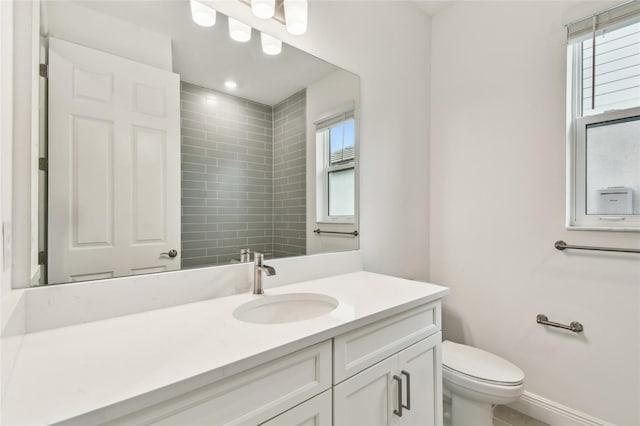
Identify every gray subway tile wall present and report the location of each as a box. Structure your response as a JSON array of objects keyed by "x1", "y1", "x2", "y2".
[
  {"x1": 273, "y1": 90, "x2": 307, "y2": 258},
  {"x1": 180, "y1": 82, "x2": 307, "y2": 267},
  {"x1": 180, "y1": 82, "x2": 274, "y2": 267}
]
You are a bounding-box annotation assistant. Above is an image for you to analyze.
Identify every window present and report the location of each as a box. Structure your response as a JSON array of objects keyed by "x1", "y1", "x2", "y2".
[
  {"x1": 315, "y1": 112, "x2": 356, "y2": 223},
  {"x1": 567, "y1": 5, "x2": 640, "y2": 230}
]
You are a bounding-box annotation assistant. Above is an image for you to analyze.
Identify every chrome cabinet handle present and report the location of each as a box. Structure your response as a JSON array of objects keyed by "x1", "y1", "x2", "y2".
[
  {"x1": 160, "y1": 249, "x2": 178, "y2": 258},
  {"x1": 393, "y1": 375, "x2": 403, "y2": 417},
  {"x1": 401, "y1": 370, "x2": 411, "y2": 410}
]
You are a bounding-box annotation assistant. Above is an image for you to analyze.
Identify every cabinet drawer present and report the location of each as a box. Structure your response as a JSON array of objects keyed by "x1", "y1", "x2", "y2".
[
  {"x1": 333, "y1": 302, "x2": 440, "y2": 383},
  {"x1": 106, "y1": 341, "x2": 332, "y2": 426}
]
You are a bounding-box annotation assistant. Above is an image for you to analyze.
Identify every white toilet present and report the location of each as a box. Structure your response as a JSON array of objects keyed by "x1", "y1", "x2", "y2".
[{"x1": 442, "y1": 341, "x2": 525, "y2": 426}]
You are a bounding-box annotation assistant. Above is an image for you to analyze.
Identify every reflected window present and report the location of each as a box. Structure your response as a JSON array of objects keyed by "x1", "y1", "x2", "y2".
[{"x1": 316, "y1": 114, "x2": 356, "y2": 223}]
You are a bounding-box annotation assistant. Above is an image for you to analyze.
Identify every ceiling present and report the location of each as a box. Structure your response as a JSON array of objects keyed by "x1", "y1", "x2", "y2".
[{"x1": 48, "y1": 1, "x2": 339, "y2": 106}]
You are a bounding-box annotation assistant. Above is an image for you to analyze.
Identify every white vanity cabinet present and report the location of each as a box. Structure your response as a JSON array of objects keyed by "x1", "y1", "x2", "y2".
[
  {"x1": 333, "y1": 335, "x2": 442, "y2": 426},
  {"x1": 333, "y1": 303, "x2": 443, "y2": 426},
  {"x1": 103, "y1": 342, "x2": 333, "y2": 426},
  {"x1": 98, "y1": 302, "x2": 442, "y2": 426},
  {"x1": 2, "y1": 272, "x2": 448, "y2": 426}
]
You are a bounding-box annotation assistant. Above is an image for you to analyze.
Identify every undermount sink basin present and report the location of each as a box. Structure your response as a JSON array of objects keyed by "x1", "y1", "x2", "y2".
[{"x1": 233, "y1": 293, "x2": 339, "y2": 324}]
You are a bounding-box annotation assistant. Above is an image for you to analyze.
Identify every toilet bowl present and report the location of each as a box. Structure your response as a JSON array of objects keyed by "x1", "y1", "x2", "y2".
[{"x1": 442, "y1": 341, "x2": 524, "y2": 426}]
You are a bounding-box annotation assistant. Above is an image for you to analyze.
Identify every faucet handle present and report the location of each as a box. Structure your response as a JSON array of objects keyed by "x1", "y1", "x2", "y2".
[
  {"x1": 240, "y1": 248, "x2": 251, "y2": 263},
  {"x1": 254, "y1": 252, "x2": 264, "y2": 265}
]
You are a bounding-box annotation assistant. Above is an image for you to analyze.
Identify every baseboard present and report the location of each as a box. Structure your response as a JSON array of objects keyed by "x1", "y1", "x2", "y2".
[{"x1": 509, "y1": 391, "x2": 615, "y2": 426}]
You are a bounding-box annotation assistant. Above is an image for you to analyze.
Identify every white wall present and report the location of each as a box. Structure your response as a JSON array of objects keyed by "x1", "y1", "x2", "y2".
[
  {"x1": 11, "y1": 0, "x2": 40, "y2": 290},
  {"x1": 42, "y1": 1, "x2": 172, "y2": 71},
  {"x1": 430, "y1": 2, "x2": 640, "y2": 425},
  {"x1": 306, "y1": 69, "x2": 360, "y2": 255},
  {"x1": 1, "y1": 0, "x2": 28, "y2": 401},
  {"x1": 305, "y1": 1, "x2": 431, "y2": 281},
  {"x1": 213, "y1": 0, "x2": 432, "y2": 282},
  {"x1": 1, "y1": 0, "x2": 13, "y2": 304}
]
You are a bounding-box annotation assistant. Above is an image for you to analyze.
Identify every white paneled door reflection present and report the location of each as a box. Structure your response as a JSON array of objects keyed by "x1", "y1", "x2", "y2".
[{"x1": 48, "y1": 37, "x2": 180, "y2": 283}]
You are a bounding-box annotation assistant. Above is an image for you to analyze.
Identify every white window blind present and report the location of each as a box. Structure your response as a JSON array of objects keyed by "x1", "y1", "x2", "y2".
[
  {"x1": 568, "y1": 0, "x2": 640, "y2": 115},
  {"x1": 581, "y1": 20, "x2": 640, "y2": 114},
  {"x1": 567, "y1": 0, "x2": 640, "y2": 41},
  {"x1": 314, "y1": 109, "x2": 355, "y2": 130}
]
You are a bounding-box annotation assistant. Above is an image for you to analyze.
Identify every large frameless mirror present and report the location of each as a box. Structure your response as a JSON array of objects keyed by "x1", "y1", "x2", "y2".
[{"x1": 18, "y1": 0, "x2": 360, "y2": 287}]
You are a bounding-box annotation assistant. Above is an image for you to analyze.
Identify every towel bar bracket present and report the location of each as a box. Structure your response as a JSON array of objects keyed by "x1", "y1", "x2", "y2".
[{"x1": 536, "y1": 314, "x2": 584, "y2": 333}]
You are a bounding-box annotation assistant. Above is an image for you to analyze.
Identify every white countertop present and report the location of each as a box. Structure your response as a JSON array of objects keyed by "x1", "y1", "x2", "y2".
[{"x1": 1, "y1": 271, "x2": 448, "y2": 425}]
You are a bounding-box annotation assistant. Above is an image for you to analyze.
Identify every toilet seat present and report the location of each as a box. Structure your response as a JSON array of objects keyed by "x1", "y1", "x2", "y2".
[
  {"x1": 443, "y1": 364, "x2": 522, "y2": 387},
  {"x1": 442, "y1": 341, "x2": 524, "y2": 386}
]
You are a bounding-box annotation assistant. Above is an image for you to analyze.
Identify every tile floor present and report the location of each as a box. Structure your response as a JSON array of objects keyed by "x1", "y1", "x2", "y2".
[
  {"x1": 493, "y1": 406, "x2": 550, "y2": 426},
  {"x1": 443, "y1": 398, "x2": 549, "y2": 426}
]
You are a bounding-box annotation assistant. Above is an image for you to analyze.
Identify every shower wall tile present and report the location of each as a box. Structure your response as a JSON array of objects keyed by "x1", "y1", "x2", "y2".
[
  {"x1": 180, "y1": 82, "x2": 273, "y2": 267},
  {"x1": 272, "y1": 90, "x2": 307, "y2": 258}
]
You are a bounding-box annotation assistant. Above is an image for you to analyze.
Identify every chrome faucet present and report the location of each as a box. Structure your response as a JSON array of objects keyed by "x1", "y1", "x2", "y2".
[
  {"x1": 253, "y1": 252, "x2": 276, "y2": 295},
  {"x1": 240, "y1": 248, "x2": 251, "y2": 263}
]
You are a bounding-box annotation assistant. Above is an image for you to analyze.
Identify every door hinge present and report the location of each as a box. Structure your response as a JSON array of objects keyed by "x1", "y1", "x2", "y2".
[
  {"x1": 38, "y1": 251, "x2": 46, "y2": 265},
  {"x1": 39, "y1": 157, "x2": 48, "y2": 172},
  {"x1": 39, "y1": 64, "x2": 48, "y2": 78}
]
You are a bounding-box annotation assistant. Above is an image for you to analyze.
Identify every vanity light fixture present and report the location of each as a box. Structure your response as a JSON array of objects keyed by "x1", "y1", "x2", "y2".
[
  {"x1": 283, "y1": 0, "x2": 307, "y2": 35},
  {"x1": 228, "y1": 17, "x2": 252, "y2": 42},
  {"x1": 190, "y1": 0, "x2": 216, "y2": 27},
  {"x1": 260, "y1": 32, "x2": 282, "y2": 55},
  {"x1": 225, "y1": 80, "x2": 238, "y2": 89},
  {"x1": 251, "y1": 0, "x2": 275, "y2": 19}
]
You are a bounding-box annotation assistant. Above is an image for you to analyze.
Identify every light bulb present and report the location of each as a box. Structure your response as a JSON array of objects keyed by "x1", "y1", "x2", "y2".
[
  {"x1": 283, "y1": 0, "x2": 307, "y2": 35},
  {"x1": 228, "y1": 17, "x2": 252, "y2": 42},
  {"x1": 260, "y1": 32, "x2": 282, "y2": 55},
  {"x1": 190, "y1": 0, "x2": 216, "y2": 27},
  {"x1": 225, "y1": 80, "x2": 238, "y2": 90},
  {"x1": 251, "y1": 0, "x2": 275, "y2": 19}
]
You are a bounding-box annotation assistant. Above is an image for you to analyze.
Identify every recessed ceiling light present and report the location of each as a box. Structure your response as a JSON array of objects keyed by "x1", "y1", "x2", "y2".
[{"x1": 225, "y1": 80, "x2": 238, "y2": 90}]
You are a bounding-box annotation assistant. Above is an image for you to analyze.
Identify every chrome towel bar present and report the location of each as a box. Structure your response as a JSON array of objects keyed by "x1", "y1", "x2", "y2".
[
  {"x1": 313, "y1": 228, "x2": 359, "y2": 236},
  {"x1": 554, "y1": 240, "x2": 640, "y2": 254},
  {"x1": 536, "y1": 314, "x2": 583, "y2": 333}
]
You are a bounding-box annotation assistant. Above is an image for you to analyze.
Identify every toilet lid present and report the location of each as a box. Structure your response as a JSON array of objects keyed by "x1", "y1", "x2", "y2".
[{"x1": 442, "y1": 341, "x2": 524, "y2": 386}]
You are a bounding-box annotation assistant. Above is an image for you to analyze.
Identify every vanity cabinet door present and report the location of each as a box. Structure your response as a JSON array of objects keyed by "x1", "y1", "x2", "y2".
[
  {"x1": 333, "y1": 333, "x2": 442, "y2": 426},
  {"x1": 334, "y1": 356, "x2": 399, "y2": 426},
  {"x1": 397, "y1": 332, "x2": 442, "y2": 426},
  {"x1": 260, "y1": 389, "x2": 331, "y2": 426}
]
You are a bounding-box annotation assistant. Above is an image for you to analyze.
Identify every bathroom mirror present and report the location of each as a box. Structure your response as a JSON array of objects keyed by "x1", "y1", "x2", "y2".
[{"x1": 20, "y1": 0, "x2": 360, "y2": 287}]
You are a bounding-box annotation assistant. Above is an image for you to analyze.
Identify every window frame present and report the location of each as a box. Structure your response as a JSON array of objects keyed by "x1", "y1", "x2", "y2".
[
  {"x1": 567, "y1": 35, "x2": 640, "y2": 231},
  {"x1": 315, "y1": 113, "x2": 356, "y2": 225}
]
